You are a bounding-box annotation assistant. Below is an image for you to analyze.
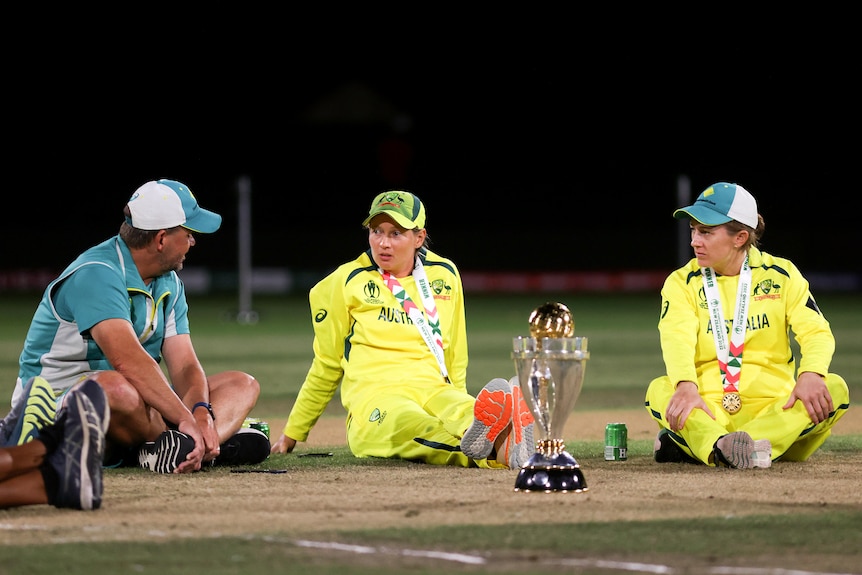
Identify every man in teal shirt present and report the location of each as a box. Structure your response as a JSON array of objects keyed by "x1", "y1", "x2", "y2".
[{"x1": 4, "y1": 179, "x2": 268, "y2": 473}]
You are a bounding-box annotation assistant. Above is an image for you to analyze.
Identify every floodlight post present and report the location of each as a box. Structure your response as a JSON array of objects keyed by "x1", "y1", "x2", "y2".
[
  {"x1": 677, "y1": 174, "x2": 691, "y2": 267},
  {"x1": 237, "y1": 175, "x2": 258, "y2": 324}
]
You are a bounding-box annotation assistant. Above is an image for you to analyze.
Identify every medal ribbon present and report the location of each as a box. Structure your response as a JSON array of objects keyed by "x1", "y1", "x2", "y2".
[
  {"x1": 380, "y1": 258, "x2": 449, "y2": 383},
  {"x1": 702, "y1": 254, "x2": 751, "y2": 394}
]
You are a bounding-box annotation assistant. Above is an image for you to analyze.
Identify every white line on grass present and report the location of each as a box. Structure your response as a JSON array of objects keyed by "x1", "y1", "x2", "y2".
[
  {"x1": 0, "y1": 524, "x2": 46, "y2": 531},
  {"x1": 290, "y1": 539, "x2": 858, "y2": 575},
  {"x1": 292, "y1": 539, "x2": 486, "y2": 565}
]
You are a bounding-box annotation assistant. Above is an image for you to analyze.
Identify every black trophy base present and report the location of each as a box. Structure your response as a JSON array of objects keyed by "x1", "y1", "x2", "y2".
[{"x1": 513, "y1": 451, "x2": 588, "y2": 493}]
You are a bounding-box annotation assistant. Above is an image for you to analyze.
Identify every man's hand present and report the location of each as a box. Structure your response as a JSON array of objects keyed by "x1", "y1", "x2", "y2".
[
  {"x1": 191, "y1": 404, "x2": 221, "y2": 464},
  {"x1": 174, "y1": 419, "x2": 206, "y2": 473}
]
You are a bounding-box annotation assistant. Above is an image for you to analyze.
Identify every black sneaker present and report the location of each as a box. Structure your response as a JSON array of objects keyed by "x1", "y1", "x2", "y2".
[
  {"x1": 654, "y1": 428, "x2": 699, "y2": 464},
  {"x1": 102, "y1": 444, "x2": 138, "y2": 469},
  {"x1": 2, "y1": 376, "x2": 57, "y2": 447},
  {"x1": 139, "y1": 430, "x2": 195, "y2": 473},
  {"x1": 42, "y1": 379, "x2": 109, "y2": 510},
  {"x1": 212, "y1": 428, "x2": 270, "y2": 466}
]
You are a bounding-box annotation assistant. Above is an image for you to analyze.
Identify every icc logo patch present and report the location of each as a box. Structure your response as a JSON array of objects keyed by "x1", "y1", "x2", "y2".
[
  {"x1": 364, "y1": 280, "x2": 384, "y2": 303},
  {"x1": 697, "y1": 287, "x2": 708, "y2": 309}
]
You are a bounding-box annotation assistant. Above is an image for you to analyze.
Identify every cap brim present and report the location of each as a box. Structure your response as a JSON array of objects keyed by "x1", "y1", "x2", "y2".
[
  {"x1": 673, "y1": 206, "x2": 732, "y2": 226},
  {"x1": 362, "y1": 210, "x2": 417, "y2": 229},
  {"x1": 182, "y1": 209, "x2": 222, "y2": 233}
]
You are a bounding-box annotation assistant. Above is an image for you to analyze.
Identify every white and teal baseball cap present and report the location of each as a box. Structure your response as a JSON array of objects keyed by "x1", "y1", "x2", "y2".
[
  {"x1": 126, "y1": 179, "x2": 222, "y2": 233},
  {"x1": 673, "y1": 182, "x2": 758, "y2": 229}
]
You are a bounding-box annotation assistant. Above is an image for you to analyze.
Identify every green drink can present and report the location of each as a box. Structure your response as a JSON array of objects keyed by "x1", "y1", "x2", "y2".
[
  {"x1": 604, "y1": 423, "x2": 627, "y2": 461},
  {"x1": 257, "y1": 421, "x2": 270, "y2": 441},
  {"x1": 243, "y1": 417, "x2": 271, "y2": 441}
]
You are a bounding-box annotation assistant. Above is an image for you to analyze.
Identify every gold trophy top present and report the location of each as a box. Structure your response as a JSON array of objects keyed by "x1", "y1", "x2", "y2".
[{"x1": 528, "y1": 302, "x2": 575, "y2": 344}]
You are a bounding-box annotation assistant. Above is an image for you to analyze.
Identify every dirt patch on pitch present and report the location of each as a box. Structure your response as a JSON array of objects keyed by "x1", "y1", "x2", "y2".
[{"x1": 0, "y1": 408, "x2": 860, "y2": 547}]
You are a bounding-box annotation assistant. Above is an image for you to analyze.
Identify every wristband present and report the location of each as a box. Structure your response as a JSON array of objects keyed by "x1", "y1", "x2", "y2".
[{"x1": 192, "y1": 401, "x2": 216, "y2": 420}]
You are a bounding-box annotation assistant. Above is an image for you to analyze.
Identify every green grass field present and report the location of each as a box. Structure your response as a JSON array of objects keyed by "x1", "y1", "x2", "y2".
[
  {"x1": 0, "y1": 291, "x2": 859, "y2": 574},
  {"x1": 3, "y1": 291, "x2": 860, "y2": 410}
]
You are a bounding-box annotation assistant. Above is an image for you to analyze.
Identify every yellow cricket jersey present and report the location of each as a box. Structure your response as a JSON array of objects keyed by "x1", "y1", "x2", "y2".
[
  {"x1": 658, "y1": 247, "x2": 835, "y2": 401},
  {"x1": 284, "y1": 247, "x2": 468, "y2": 441}
]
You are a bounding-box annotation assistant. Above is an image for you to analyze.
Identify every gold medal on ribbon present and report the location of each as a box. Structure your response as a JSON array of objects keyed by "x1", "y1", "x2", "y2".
[{"x1": 722, "y1": 392, "x2": 741, "y2": 414}]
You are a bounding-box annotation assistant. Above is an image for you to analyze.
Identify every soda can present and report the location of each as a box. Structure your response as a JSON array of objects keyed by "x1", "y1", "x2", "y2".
[
  {"x1": 243, "y1": 417, "x2": 271, "y2": 441},
  {"x1": 256, "y1": 421, "x2": 270, "y2": 441},
  {"x1": 604, "y1": 422, "x2": 627, "y2": 461}
]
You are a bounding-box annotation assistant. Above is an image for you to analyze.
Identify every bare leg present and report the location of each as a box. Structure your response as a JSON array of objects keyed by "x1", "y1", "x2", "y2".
[
  {"x1": 0, "y1": 442, "x2": 49, "y2": 508},
  {"x1": 89, "y1": 372, "x2": 166, "y2": 447},
  {"x1": 206, "y1": 371, "x2": 261, "y2": 444}
]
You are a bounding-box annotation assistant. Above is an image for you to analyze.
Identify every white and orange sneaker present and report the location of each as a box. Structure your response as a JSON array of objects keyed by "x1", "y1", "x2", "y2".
[
  {"x1": 504, "y1": 377, "x2": 535, "y2": 469},
  {"x1": 461, "y1": 378, "x2": 513, "y2": 461}
]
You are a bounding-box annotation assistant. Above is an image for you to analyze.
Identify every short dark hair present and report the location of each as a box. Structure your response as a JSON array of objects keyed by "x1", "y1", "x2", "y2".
[{"x1": 120, "y1": 205, "x2": 182, "y2": 248}]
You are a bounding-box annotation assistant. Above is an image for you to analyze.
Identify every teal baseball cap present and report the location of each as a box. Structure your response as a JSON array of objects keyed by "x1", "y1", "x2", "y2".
[
  {"x1": 361, "y1": 190, "x2": 426, "y2": 230},
  {"x1": 126, "y1": 179, "x2": 222, "y2": 233},
  {"x1": 673, "y1": 182, "x2": 758, "y2": 229}
]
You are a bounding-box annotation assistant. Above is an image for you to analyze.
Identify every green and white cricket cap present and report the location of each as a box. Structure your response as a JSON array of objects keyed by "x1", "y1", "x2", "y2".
[
  {"x1": 673, "y1": 182, "x2": 758, "y2": 229},
  {"x1": 361, "y1": 190, "x2": 426, "y2": 229},
  {"x1": 127, "y1": 179, "x2": 222, "y2": 233}
]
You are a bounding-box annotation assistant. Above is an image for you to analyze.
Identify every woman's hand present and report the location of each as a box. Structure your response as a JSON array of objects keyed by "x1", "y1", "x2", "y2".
[
  {"x1": 270, "y1": 434, "x2": 297, "y2": 454},
  {"x1": 785, "y1": 372, "x2": 833, "y2": 424},
  {"x1": 666, "y1": 381, "x2": 714, "y2": 432}
]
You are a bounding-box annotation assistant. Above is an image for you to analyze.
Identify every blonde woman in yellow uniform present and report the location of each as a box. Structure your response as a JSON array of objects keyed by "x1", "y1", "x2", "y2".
[
  {"x1": 271, "y1": 191, "x2": 534, "y2": 469},
  {"x1": 646, "y1": 182, "x2": 850, "y2": 469}
]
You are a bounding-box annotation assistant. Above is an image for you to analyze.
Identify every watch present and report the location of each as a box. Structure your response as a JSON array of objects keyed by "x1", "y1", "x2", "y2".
[{"x1": 192, "y1": 401, "x2": 216, "y2": 420}]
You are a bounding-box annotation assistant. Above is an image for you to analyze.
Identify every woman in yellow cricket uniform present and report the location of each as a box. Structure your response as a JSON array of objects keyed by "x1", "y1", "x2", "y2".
[
  {"x1": 646, "y1": 182, "x2": 849, "y2": 469},
  {"x1": 271, "y1": 191, "x2": 534, "y2": 469}
]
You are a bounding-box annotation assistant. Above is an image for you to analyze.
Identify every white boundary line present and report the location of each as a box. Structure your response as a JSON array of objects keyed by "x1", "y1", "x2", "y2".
[
  {"x1": 293, "y1": 539, "x2": 486, "y2": 565},
  {"x1": 289, "y1": 538, "x2": 859, "y2": 575}
]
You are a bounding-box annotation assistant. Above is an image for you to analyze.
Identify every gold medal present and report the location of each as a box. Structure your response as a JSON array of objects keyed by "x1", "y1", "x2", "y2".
[{"x1": 722, "y1": 392, "x2": 741, "y2": 414}]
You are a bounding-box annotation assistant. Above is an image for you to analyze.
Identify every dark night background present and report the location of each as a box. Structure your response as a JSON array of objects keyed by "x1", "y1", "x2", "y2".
[{"x1": 4, "y1": 20, "x2": 858, "y2": 292}]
